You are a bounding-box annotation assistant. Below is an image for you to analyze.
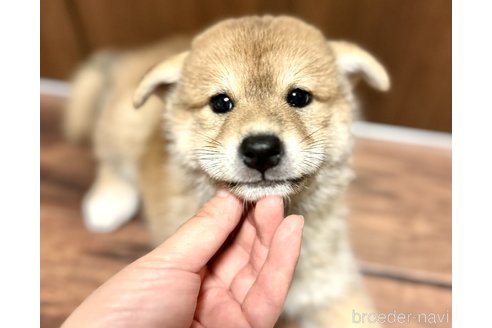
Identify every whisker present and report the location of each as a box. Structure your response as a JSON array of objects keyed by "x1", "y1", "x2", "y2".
[
  {"x1": 194, "y1": 131, "x2": 224, "y2": 147},
  {"x1": 300, "y1": 126, "x2": 325, "y2": 145}
]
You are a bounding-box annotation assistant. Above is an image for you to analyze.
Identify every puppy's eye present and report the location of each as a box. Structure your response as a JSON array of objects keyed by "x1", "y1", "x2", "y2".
[
  {"x1": 210, "y1": 93, "x2": 234, "y2": 114},
  {"x1": 287, "y1": 88, "x2": 312, "y2": 108}
]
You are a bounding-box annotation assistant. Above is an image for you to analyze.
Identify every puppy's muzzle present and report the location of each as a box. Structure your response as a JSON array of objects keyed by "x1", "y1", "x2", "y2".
[{"x1": 239, "y1": 134, "x2": 284, "y2": 173}]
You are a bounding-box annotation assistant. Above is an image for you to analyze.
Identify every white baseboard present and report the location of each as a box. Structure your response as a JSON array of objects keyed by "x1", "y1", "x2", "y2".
[
  {"x1": 40, "y1": 78, "x2": 70, "y2": 97},
  {"x1": 352, "y1": 121, "x2": 451, "y2": 148},
  {"x1": 40, "y1": 78, "x2": 451, "y2": 149}
]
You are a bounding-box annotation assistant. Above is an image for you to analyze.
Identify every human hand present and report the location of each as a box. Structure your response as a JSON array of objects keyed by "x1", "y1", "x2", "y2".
[{"x1": 63, "y1": 189, "x2": 304, "y2": 328}]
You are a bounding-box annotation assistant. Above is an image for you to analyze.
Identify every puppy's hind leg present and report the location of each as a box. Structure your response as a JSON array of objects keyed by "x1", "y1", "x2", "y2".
[{"x1": 82, "y1": 161, "x2": 139, "y2": 233}]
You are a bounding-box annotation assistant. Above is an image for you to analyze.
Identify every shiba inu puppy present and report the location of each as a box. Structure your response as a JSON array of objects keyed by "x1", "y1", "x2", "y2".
[{"x1": 65, "y1": 16, "x2": 389, "y2": 327}]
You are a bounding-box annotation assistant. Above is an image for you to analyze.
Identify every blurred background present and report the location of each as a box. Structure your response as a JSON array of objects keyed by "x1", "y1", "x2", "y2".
[
  {"x1": 41, "y1": 0, "x2": 451, "y2": 132},
  {"x1": 41, "y1": 1, "x2": 452, "y2": 327}
]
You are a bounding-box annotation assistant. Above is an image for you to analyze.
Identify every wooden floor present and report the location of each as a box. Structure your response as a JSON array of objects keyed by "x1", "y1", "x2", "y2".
[{"x1": 40, "y1": 95, "x2": 451, "y2": 327}]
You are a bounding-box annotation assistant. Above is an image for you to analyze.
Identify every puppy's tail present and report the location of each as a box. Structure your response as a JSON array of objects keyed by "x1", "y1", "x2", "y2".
[{"x1": 63, "y1": 51, "x2": 119, "y2": 143}]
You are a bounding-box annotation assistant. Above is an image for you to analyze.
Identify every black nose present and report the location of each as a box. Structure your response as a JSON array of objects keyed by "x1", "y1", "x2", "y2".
[{"x1": 239, "y1": 134, "x2": 283, "y2": 173}]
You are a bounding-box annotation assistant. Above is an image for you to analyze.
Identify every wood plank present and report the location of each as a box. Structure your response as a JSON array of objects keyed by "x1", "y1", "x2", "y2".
[
  {"x1": 349, "y1": 139, "x2": 452, "y2": 278},
  {"x1": 40, "y1": 194, "x2": 150, "y2": 327},
  {"x1": 40, "y1": 97, "x2": 95, "y2": 192},
  {"x1": 42, "y1": 1, "x2": 450, "y2": 131},
  {"x1": 40, "y1": 0, "x2": 84, "y2": 79},
  {"x1": 41, "y1": 201, "x2": 451, "y2": 328},
  {"x1": 40, "y1": 201, "x2": 451, "y2": 328},
  {"x1": 279, "y1": 276, "x2": 452, "y2": 328},
  {"x1": 291, "y1": 0, "x2": 452, "y2": 132},
  {"x1": 364, "y1": 276, "x2": 451, "y2": 328},
  {"x1": 71, "y1": 0, "x2": 292, "y2": 51},
  {"x1": 71, "y1": 0, "x2": 199, "y2": 50}
]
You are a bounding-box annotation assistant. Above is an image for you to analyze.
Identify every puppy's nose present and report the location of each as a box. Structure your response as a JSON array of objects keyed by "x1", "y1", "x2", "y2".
[{"x1": 240, "y1": 134, "x2": 283, "y2": 173}]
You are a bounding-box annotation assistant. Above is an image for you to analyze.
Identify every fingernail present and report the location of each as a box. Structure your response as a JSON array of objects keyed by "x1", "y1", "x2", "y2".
[{"x1": 216, "y1": 188, "x2": 231, "y2": 198}]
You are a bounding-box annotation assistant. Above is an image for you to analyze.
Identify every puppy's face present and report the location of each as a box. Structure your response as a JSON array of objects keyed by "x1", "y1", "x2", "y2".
[{"x1": 134, "y1": 16, "x2": 389, "y2": 201}]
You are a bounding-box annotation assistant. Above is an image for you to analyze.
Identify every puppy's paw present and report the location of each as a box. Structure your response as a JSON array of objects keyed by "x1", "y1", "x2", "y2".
[{"x1": 82, "y1": 181, "x2": 139, "y2": 233}]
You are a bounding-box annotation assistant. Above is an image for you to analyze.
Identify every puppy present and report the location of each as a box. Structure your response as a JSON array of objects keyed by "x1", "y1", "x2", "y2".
[{"x1": 65, "y1": 16, "x2": 389, "y2": 327}]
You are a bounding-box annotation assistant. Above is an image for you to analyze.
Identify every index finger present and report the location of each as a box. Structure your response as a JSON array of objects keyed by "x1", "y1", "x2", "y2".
[
  {"x1": 251, "y1": 195, "x2": 284, "y2": 247},
  {"x1": 140, "y1": 189, "x2": 244, "y2": 272}
]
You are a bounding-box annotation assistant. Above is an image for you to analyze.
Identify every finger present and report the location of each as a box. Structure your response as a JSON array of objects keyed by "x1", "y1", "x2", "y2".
[
  {"x1": 140, "y1": 189, "x2": 244, "y2": 272},
  {"x1": 209, "y1": 218, "x2": 256, "y2": 287},
  {"x1": 216, "y1": 196, "x2": 283, "y2": 286},
  {"x1": 229, "y1": 262, "x2": 257, "y2": 303},
  {"x1": 233, "y1": 204, "x2": 256, "y2": 254},
  {"x1": 190, "y1": 320, "x2": 206, "y2": 328},
  {"x1": 242, "y1": 214, "x2": 304, "y2": 328},
  {"x1": 252, "y1": 195, "x2": 284, "y2": 247}
]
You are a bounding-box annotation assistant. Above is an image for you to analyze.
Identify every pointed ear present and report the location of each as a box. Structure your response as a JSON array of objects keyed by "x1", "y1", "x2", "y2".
[
  {"x1": 329, "y1": 41, "x2": 390, "y2": 91},
  {"x1": 133, "y1": 51, "x2": 189, "y2": 108}
]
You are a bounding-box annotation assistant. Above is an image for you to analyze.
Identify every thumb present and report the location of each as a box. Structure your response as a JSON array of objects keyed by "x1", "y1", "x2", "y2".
[{"x1": 140, "y1": 189, "x2": 244, "y2": 272}]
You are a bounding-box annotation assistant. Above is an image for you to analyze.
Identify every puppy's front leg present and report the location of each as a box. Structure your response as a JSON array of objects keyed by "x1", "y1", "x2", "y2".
[
  {"x1": 82, "y1": 161, "x2": 139, "y2": 233},
  {"x1": 282, "y1": 206, "x2": 379, "y2": 328}
]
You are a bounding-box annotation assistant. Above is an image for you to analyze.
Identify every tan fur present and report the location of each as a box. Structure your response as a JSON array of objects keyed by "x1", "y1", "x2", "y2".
[{"x1": 66, "y1": 16, "x2": 389, "y2": 327}]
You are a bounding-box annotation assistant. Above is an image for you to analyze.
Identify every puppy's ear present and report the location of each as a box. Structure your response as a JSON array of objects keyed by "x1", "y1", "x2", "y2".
[
  {"x1": 329, "y1": 41, "x2": 390, "y2": 91},
  {"x1": 133, "y1": 51, "x2": 189, "y2": 108}
]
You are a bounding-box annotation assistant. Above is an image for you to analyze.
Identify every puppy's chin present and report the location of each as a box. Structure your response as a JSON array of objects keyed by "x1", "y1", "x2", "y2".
[{"x1": 225, "y1": 179, "x2": 303, "y2": 201}]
